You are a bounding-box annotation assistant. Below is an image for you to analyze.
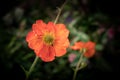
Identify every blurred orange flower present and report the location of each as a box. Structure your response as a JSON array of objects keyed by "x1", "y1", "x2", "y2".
[
  {"x1": 71, "y1": 41, "x2": 95, "y2": 58},
  {"x1": 26, "y1": 20, "x2": 70, "y2": 62}
]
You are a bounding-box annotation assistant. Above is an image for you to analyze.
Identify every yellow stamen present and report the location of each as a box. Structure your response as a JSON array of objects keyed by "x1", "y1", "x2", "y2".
[
  {"x1": 80, "y1": 48, "x2": 87, "y2": 54},
  {"x1": 43, "y1": 33, "x2": 54, "y2": 45}
]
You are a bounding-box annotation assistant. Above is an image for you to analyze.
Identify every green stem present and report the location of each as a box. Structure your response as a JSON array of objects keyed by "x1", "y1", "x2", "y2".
[
  {"x1": 54, "y1": 0, "x2": 68, "y2": 24},
  {"x1": 26, "y1": 56, "x2": 39, "y2": 80},
  {"x1": 72, "y1": 53, "x2": 84, "y2": 80}
]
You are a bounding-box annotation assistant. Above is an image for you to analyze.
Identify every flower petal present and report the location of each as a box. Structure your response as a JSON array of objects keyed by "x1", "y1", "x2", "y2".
[
  {"x1": 54, "y1": 39, "x2": 70, "y2": 57},
  {"x1": 26, "y1": 31, "x2": 36, "y2": 42},
  {"x1": 84, "y1": 49, "x2": 95, "y2": 58},
  {"x1": 84, "y1": 41, "x2": 95, "y2": 58},
  {"x1": 26, "y1": 31, "x2": 43, "y2": 53},
  {"x1": 84, "y1": 41, "x2": 95, "y2": 50},
  {"x1": 32, "y1": 20, "x2": 46, "y2": 35},
  {"x1": 28, "y1": 38, "x2": 43, "y2": 50},
  {"x1": 55, "y1": 24, "x2": 69, "y2": 40},
  {"x1": 71, "y1": 42, "x2": 84, "y2": 50},
  {"x1": 39, "y1": 44, "x2": 55, "y2": 62},
  {"x1": 46, "y1": 22, "x2": 55, "y2": 33}
]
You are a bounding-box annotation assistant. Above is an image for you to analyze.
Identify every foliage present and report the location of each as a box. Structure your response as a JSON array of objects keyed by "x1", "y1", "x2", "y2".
[{"x1": 0, "y1": 0, "x2": 119, "y2": 80}]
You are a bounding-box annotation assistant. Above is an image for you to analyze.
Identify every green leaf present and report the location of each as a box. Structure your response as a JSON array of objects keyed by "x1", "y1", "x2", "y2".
[{"x1": 96, "y1": 44, "x2": 103, "y2": 51}]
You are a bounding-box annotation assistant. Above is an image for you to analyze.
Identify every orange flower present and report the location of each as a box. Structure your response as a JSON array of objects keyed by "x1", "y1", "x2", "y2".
[
  {"x1": 71, "y1": 41, "x2": 95, "y2": 58},
  {"x1": 26, "y1": 20, "x2": 70, "y2": 62}
]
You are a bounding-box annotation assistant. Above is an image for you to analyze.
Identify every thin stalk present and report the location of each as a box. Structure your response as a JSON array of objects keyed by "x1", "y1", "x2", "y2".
[
  {"x1": 26, "y1": 56, "x2": 39, "y2": 80},
  {"x1": 72, "y1": 53, "x2": 84, "y2": 80},
  {"x1": 54, "y1": 0, "x2": 68, "y2": 24}
]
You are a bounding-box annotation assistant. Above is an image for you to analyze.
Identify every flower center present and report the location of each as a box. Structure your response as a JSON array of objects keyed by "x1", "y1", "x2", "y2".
[
  {"x1": 43, "y1": 33, "x2": 54, "y2": 45},
  {"x1": 80, "y1": 48, "x2": 87, "y2": 54}
]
